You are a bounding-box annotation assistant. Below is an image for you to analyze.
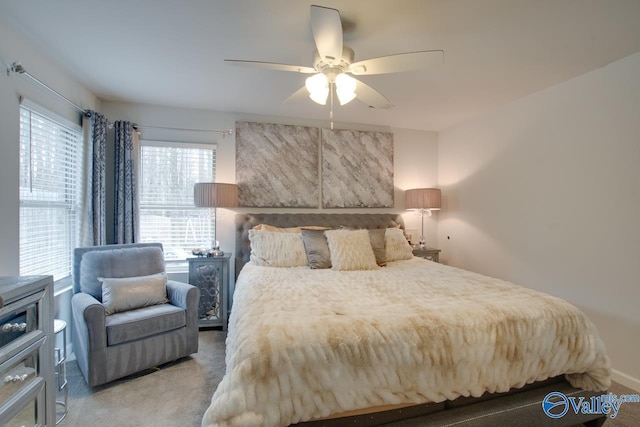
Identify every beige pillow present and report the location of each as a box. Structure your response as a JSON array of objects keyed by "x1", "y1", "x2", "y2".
[
  {"x1": 324, "y1": 229, "x2": 379, "y2": 271},
  {"x1": 248, "y1": 229, "x2": 308, "y2": 267},
  {"x1": 99, "y1": 272, "x2": 168, "y2": 315},
  {"x1": 385, "y1": 228, "x2": 414, "y2": 261}
]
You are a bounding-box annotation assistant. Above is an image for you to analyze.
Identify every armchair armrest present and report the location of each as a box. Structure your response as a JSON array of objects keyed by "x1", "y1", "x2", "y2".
[
  {"x1": 166, "y1": 280, "x2": 200, "y2": 354},
  {"x1": 71, "y1": 292, "x2": 108, "y2": 387},
  {"x1": 166, "y1": 280, "x2": 198, "y2": 310},
  {"x1": 72, "y1": 292, "x2": 106, "y2": 344}
]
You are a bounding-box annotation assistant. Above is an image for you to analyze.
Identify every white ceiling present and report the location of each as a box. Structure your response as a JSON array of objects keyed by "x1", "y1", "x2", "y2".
[{"x1": 2, "y1": 0, "x2": 640, "y2": 131}]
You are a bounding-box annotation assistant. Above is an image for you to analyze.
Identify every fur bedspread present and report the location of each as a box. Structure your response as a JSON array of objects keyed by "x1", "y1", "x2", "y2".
[{"x1": 202, "y1": 258, "x2": 610, "y2": 427}]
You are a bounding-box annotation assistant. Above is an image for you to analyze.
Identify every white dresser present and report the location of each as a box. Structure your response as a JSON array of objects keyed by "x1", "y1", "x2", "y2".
[{"x1": 0, "y1": 276, "x2": 55, "y2": 426}]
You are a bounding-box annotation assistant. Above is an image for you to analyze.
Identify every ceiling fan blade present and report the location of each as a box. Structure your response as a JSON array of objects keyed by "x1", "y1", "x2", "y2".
[
  {"x1": 310, "y1": 5, "x2": 343, "y2": 66},
  {"x1": 354, "y1": 79, "x2": 393, "y2": 109},
  {"x1": 349, "y1": 50, "x2": 444, "y2": 75},
  {"x1": 284, "y1": 86, "x2": 310, "y2": 104},
  {"x1": 224, "y1": 59, "x2": 316, "y2": 74}
]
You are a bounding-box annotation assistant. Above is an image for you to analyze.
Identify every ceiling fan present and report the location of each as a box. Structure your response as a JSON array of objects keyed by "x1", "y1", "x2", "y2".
[{"x1": 225, "y1": 5, "x2": 444, "y2": 111}]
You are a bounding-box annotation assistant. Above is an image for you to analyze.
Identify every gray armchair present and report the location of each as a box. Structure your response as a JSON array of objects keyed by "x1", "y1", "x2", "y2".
[{"x1": 72, "y1": 243, "x2": 199, "y2": 387}]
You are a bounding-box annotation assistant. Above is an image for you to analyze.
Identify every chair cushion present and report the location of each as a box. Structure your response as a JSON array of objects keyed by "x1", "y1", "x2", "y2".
[
  {"x1": 105, "y1": 303, "x2": 186, "y2": 346},
  {"x1": 79, "y1": 246, "x2": 165, "y2": 301}
]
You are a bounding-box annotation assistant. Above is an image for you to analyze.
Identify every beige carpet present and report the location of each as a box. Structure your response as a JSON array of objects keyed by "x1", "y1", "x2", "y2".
[
  {"x1": 59, "y1": 330, "x2": 639, "y2": 427},
  {"x1": 59, "y1": 330, "x2": 226, "y2": 427}
]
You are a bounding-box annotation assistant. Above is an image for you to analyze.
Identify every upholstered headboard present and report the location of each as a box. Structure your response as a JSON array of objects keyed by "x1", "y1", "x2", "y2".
[{"x1": 234, "y1": 213, "x2": 404, "y2": 278}]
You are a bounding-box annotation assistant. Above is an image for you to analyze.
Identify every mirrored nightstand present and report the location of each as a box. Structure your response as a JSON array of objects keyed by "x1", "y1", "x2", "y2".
[
  {"x1": 412, "y1": 246, "x2": 441, "y2": 263},
  {"x1": 187, "y1": 255, "x2": 230, "y2": 330}
]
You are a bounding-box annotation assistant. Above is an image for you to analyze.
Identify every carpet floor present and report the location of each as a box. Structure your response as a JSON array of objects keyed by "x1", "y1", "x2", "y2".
[{"x1": 59, "y1": 330, "x2": 639, "y2": 427}]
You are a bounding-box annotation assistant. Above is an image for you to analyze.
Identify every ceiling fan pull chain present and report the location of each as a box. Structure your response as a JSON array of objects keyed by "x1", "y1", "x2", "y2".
[{"x1": 330, "y1": 82, "x2": 334, "y2": 130}]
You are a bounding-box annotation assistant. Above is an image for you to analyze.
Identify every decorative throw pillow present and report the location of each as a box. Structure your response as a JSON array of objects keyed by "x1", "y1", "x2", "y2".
[
  {"x1": 385, "y1": 228, "x2": 414, "y2": 262},
  {"x1": 368, "y1": 228, "x2": 387, "y2": 266},
  {"x1": 300, "y1": 229, "x2": 331, "y2": 269},
  {"x1": 99, "y1": 272, "x2": 168, "y2": 315},
  {"x1": 248, "y1": 229, "x2": 308, "y2": 267},
  {"x1": 324, "y1": 229, "x2": 379, "y2": 271}
]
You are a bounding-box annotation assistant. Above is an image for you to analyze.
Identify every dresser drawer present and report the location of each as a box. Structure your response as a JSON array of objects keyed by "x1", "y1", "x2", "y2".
[
  {"x1": 0, "y1": 313, "x2": 29, "y2": 349},
  {"x1": 3, "y1": 396, "x2": 37, "y2": 427},
  {"x1": 0, "y1": 276, "x2": 53, "y2": 426},
  {"x1": 0, "y1": 345, "x2": 40, "y2": 405},
  {"x1": 0, "y1": 293, "x2": 40, "y2": 349},
  {"x1": 0, "y1": 376, "x2": 44, "y2": 427}
]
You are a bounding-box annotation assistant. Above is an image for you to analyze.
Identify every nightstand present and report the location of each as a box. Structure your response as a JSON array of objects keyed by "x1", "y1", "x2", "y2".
[
  {"x1": 412, "y1": 246, "x2": 441, "y2": 263},
  {"x1": 188, "y1": 254, "x2": 230, "y2": 330}
]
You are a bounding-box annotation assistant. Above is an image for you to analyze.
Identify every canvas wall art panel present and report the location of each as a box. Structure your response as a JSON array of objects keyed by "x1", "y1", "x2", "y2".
[
  {"x1": 236, "y1": 121, "x2": 319, "y2": 207},
  {"x1": 322, "y1": 129, "x2": 394, "y2": 208}
]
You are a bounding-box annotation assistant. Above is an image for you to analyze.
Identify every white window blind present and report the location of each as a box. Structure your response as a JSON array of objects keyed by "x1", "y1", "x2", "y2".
[
  {"x1": 19, "y1": 102, "x2": 82, "y2": 281},
  {"x1": 139, "y1": 141, "x2": 216, "y2": 261}
]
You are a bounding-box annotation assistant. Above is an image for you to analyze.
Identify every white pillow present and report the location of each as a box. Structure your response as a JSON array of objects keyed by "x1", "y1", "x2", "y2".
[
  {"x1": 324, "y1": 229, "x2": 379, "y2": 271},
  {"x1": 385, "y1": 228, "x2": 414, "y2": 261},
  {"x1": 99, "y1": 272, "x2": 168, "y2": 315},
  {"x1": 248, "y1": 229, "x2": 308, "y2": 267}
]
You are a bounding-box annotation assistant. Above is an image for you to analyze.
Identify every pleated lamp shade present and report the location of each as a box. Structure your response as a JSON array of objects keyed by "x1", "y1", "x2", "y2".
[
  {"x1": 405, "y1": 188, "x2": 441, "y2": 210},
  {"x1": 194, "y1": 183, "x2": 239, "y2": 208}
]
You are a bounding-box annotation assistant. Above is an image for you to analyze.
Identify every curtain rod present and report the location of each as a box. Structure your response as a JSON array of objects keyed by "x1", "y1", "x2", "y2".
[
  {"x1": 8, "y1": 62, "x2": 90, "y2": 115},
  {"x1": 133, "y1": 124, "x2": 234, "y2": 136},
  {"x1": 7, "y1": 62, "x2": 233, "y2": 137}
]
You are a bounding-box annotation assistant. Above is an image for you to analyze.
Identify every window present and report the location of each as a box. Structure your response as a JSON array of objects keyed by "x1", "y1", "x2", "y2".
[
  {"x1": 139, "y1": 141, "x2": 216, "y2": 262},
  {"x1": 19, "y1": 101, "x2": 82, "y2": 281}
]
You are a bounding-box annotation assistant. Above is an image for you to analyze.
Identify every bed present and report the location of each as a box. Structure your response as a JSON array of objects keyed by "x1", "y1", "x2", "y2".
[{"x1": 202, "y1": 213, "x2": 611, "y2": 427}]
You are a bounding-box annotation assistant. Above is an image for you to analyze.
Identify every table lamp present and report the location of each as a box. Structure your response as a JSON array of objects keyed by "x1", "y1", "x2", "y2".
[
  {"x1": 405, "y1": 188, "x2": 441, "y2": 248},
  {"x1": 194, "y1": 183, "x2": 238, "y2": 256}
]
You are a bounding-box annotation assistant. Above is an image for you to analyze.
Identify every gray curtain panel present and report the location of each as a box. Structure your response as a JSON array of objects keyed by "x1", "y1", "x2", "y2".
[
  {"x1": 80, "y1": 111, "x2": 107, "y2": 246},
  {"x1": 91, "y1": 112, "x2": 108, "y2": 245},
  {"x1": 114, "y1": 121, "x2": 139, "y2": 244}
]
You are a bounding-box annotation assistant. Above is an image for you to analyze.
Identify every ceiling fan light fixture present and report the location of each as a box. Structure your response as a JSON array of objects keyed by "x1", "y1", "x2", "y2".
[
  {"x1": 335, "y1": 73, "x2": 357, "y2": 105},
  {"x1": 309, "y1": 87, "x2": 329, "y2": 105},
  {"x1": 337, "y1": 90, "x2": 356, "y2": 105},
  {"x1": 305, "y1": 73, "x2": 329, "y2": 105}
]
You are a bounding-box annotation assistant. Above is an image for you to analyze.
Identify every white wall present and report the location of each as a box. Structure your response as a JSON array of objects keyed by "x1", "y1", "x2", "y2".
[{"x1": 438, "y1": 52, "x2": 640, "y2": 388}]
